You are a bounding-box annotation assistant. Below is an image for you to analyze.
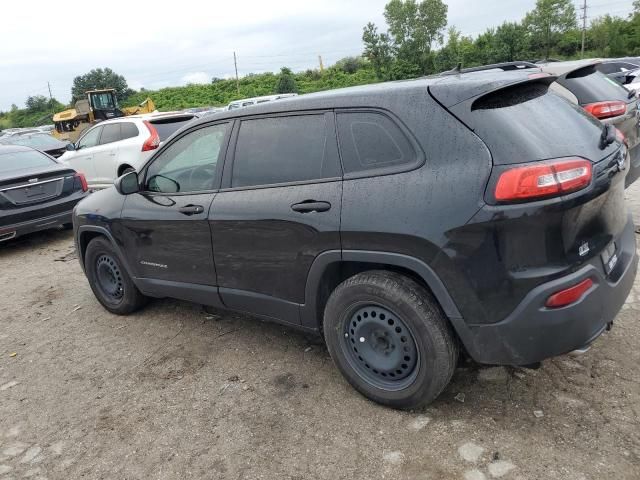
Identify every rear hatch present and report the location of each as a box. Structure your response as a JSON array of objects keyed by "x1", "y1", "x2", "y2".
[
  {"x1": 430, "y1": 75, "x2": 630, "y2": 322},
  {"x1": 0, "y1": 150, "x2": 83, "y2": 226}
]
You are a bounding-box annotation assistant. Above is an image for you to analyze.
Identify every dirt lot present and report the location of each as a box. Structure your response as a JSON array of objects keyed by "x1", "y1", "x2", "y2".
[{"x1": 1, "y1": 187, "x2": 640, "y2": 480}]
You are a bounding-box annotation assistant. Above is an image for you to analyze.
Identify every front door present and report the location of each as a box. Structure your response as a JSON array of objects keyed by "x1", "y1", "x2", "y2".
[
  {"x1": 119, "y1": 122, "x2": 231, "y2": 286},
  {"x1": 210, "y1": 112, "x2": 342, "y2": 324},
  {"x1": 68, "y1": 125, "x2": 102, "y2": 183}
]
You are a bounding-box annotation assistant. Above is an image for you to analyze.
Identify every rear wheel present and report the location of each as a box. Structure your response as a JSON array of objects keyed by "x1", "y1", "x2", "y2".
[
  {"x1": 85, "y1": 236, "x2": 148, "y2": 314},
  {"x1": 323, "y1": 270, "x2": 458, "y2": 409}
]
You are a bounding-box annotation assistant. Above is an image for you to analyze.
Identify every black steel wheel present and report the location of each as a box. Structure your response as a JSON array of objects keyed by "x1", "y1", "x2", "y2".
[
  {"x1": 95, "y1": 254, "x2": 125, "y2": 302},
  {"x1": 342, "y1": 304, "x2": 419, "y2": 391},
  {"x1": 324, "y1": 270, "x2": 458, "y2": 409},
  {"x1": 85, "y1": 236, "x2": 148, "y2": 315}
]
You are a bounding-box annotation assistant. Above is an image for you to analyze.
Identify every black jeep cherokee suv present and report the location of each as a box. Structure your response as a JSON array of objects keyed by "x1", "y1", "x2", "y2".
[{"x1": 74, "y1": 70, "x2": 637, "y2": 409}]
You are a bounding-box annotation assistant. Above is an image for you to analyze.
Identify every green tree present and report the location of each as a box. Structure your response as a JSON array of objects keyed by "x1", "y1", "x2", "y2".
[
  {"x1": 589, "y1": 15, "x2": 627, "y2": 57},
  {"x1": 362, "y1": 22, "x2": 394, "y2": 79},
  {"x1": 71, "y1": 68, "x2": 133, "y2": 103},
  {"x1": 524, "y1": 0, "x2": 577, "y2": 60},
  {"x1": 494, "y1": 22, "x2": 531, "y2": 62},
  {"x1": 275, "y1": 67, "x2": 297, "y2": 94},
  {"x1": 25, "y1": 95, "x2": 49, "y2": 111}
]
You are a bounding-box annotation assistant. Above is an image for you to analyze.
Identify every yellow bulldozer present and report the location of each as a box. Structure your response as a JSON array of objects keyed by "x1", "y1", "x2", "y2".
[{"x1": 52, "y1": 89, "x2": 156, "y2": 142}]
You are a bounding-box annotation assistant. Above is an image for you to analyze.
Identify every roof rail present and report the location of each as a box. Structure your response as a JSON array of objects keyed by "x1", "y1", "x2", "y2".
[{"x1": 439, "y1": 61, "x2": 539, "y2": 76}]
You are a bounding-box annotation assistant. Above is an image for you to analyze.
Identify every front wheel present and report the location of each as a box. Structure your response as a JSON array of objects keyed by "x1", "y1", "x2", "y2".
[
  {"x1": 323, "y1": 271, "x2": 458, "y2": 409},
  {"x1": 85, "y1": 236, "x2": 148, "y2": 315}
]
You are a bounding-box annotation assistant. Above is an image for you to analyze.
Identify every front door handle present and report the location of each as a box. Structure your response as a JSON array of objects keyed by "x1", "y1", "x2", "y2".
[
  {"x1": 291, "y1": 200, "x2": 331, "y2": 213},
  {"x1": 178, "y1": 204, "x2": 204, "y2": 215}
]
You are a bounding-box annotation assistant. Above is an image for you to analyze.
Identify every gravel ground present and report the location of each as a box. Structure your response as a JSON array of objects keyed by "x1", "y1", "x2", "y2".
[{"x1": 1, "y1": 184, "x2": 640, "y2": 480}]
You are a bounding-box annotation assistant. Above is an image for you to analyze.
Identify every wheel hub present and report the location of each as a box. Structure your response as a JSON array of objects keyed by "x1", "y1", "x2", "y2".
[
  {"x1": 344, "y1": 304, "x2": 418, "y2": 386},
  {"x1": 96, "y1": 255, "x2": 124, "y2": 300}
]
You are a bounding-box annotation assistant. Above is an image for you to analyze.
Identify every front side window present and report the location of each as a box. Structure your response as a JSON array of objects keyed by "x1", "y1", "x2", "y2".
[
  {"x1": 145, "y1": 123, "x2": 228, "y2": 193},
  {"x1": 232, "y1": 114, "x2": 340, "y2": 188},
  {"x1": 336, "y1": 112, "x2": 416, "y2": 174},
  {"x1": 77, "y1": 126, "x2": 102, "y2": 150}
]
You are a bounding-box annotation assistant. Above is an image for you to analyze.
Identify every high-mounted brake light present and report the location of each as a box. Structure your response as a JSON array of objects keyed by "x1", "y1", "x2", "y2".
[
  {"x1": 142, "y1": 120, "x2": 160, "y2": 152},
  {"x1": 583, "y1": 101, "x2": 626, "y2": 120},
  {"x1": 545, "y1": 278, "x2": 593, "y2": 308},
  {"x1": 73, "y1": 172, "x2": 88, "y2": 192},
  {"x1": 495, "y1": 158, "x2": 592, "y2": 202}
]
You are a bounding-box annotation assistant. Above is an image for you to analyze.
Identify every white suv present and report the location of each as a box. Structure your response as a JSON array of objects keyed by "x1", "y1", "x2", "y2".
[{"x1": 59, "y1": 112, "x2": 196, "y2": 189}]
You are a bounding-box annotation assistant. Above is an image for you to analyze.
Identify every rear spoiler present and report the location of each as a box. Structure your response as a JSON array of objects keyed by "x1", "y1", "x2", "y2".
[
  {"x1": 430, "y1": 72, "x2": 557, "y2": 108},
  {"x1": 439, "y1": 61, "x2": 538, "y2": 76}
]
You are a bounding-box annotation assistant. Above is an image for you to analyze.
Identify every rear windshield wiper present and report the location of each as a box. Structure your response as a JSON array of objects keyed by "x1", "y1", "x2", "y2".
[
  {"x1": 599, "y1": 124, "x2": 616, "y2": 150},
  {"x1": 628, "y1": 89, "x2": 637, "y2": 99}
]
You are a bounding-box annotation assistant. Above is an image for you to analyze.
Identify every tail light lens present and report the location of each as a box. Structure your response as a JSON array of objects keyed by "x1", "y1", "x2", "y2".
[
  {"x1": 73, "y1": 172, "x2": 88, "y2": 192},
  {"x1": 583, "y1": 101, "x2": 626, "y2": 120},
  {"x1": 545, "y1": 278, "x2": 593, "y2": 308},
  {"x1": 142, "y1": 121, "x2": 160, "y2": 152},
  {"x1": 495, "y1": 158, "x2": 592, "y2": 203}
]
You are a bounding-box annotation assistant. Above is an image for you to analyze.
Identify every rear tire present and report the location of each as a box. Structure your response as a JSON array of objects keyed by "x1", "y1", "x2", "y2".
[
  {"x1": 85, "y1": 236, "x2": 148, "y2": 315},
  {"x1": 323, "y1": 270, "x2": 458, "y2": 409}
]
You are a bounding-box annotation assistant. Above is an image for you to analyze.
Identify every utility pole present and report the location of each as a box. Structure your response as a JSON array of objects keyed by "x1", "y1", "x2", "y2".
[
  {"x1": 233, "y1": 52, "x2": 240, "y2": 95},
  {"x1": 47, "y1": 81, "x2": 54, "y2": 115},
  {"x1": 580, "y1": 0, "x2": 588, "y2": 59},
  {"x1": 318, "y1": 55, "x2": 324, "y2": 73}
]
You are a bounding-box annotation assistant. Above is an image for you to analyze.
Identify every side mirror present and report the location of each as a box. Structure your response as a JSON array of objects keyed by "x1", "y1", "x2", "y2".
[
  {"x1": 115, "y1": 171, "x2": 140, "y2": 195},
  {"x1": 66, "y1": 143, "x2": 76, "y2": 151}
]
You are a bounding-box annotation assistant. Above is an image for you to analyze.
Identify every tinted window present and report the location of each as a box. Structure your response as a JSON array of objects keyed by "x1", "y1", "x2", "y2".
[
  {"x1": 464, "y1": 82, "x2": 614, "y2": 165},
  {"x1": 0, "y1": 150, "x2": 54, "y2": 174},
  {"x1": 77, "y1": 126, "x2": 102, "y2": 149},
  {"x1": 2, "y1": 134, "x2": 63, "y2": 149},
  {"x1": 336, "y1": 112, "x2": 415, "y2": 174},
  {"x1": 232, "y1": 114, "x2": 339, "y2": 188},
  {"x1": 121, "y1": 122, "x2": 139, "y2": 140},
  {"x1": 150, "y1": 116, "x2": 195, "y2": 141},
  {"x1": 100, "y1": 123, "x2": 121, "y2": 144},
  {"x1": 145, "y1": 123, "x2": 228, "y2": 193},
  {"x1": 557, "y1": 66, "x2": 630, "y2": 104}
]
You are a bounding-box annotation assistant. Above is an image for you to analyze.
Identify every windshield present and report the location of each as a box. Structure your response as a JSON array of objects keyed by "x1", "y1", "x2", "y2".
[
  {"x1": 91, "y1": 92, "x2": 117, "y2": 110},
  {"x1": 0, "y1": 150, "x2": 54, "y2": 175}
]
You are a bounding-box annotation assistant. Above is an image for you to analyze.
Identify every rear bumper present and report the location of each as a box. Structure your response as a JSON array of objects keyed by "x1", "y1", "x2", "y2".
[
  {"x1": 452, "y1": 215, "x2": 638, "y2": 365},
  {"x1": 0, "y1": 210, "x2": 73, "y2": 241}
]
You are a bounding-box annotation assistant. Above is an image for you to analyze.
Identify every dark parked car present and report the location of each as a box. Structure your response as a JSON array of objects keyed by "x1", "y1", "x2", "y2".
[
  {"x1": 0, "y1": 133, "x2": 71, "y2": 158},
  {"x1": 0, "y1": 145, "x2": 88, "y2": 242},
  {"x1": 596, "y1": 59, "x2": 640, "y2": 85},
  {"x1": 74, "y1": 71, "x2": 636, "y2": 409}
]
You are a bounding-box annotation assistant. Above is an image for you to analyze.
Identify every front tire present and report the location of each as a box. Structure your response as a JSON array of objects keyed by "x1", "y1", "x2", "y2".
[
  {"x1": 323, "y1": 271, "x2": 458, "y2": 409},
  {"x1": 85, "y1": 236, "x2": 148, "y2": 315}
]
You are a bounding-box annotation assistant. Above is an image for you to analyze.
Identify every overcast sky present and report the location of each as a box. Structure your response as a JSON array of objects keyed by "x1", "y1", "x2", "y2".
[{"x1": 0, "y1": 0, "x2": 633, "y2": 110}]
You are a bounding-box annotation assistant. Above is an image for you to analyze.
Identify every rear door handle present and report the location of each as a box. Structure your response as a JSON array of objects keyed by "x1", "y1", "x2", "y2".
[
  {"x1": 178, "y1": 204, "x2": 204, "y2": 215},
  {"x1": 291, "y1": 201, "x2": 331, "y2": 213}
]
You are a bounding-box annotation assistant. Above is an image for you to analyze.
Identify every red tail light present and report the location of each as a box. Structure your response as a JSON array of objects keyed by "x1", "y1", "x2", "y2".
[
  {"x1": 73, "y1": 172, "x2": 88, "y2": 192},
  {"x1": 142, "y1": 121, "x2": 160, "y2": 152},
  {"x1": 546, "y1": 278, "x2": 593, "y2": 308},
  {"x1": 495, "y1": 158, "x2": 592, "y2": 202},
  {"x1": 583, "y1": 101, "x2": 626, "y2": 120}
]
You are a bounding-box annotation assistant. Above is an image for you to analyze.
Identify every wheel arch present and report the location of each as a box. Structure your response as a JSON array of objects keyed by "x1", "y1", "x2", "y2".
[
  {"x1": 301, "y1": 250, "x2": 463, "y2": 331},
  {"x1": 77, "y1": 225, "x2": 135, "y2": 278}
]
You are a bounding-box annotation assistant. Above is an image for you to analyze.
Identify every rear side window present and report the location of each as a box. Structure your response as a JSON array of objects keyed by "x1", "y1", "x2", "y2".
[
  {"x1": 100, "y1": 123, "x2": 121, "y2": 145},
  {"x1": 461, "y1": 81, "x2": 613, "y2": 165},
  {"x1": 336, "y1": 112, "x2": 415, "y2": 174},
  {"x1": 120, "y1": 122, "x2": 139, "y2": 140},
  {"x1": 150, "y1": 116, "x2": 195, "y2": 141},
  {"x1": 557, "y1": 66, "x2": 630, "y2": 104},
  {"x1": 232, "y1": 114, "x2": 340, "y2": 188}
]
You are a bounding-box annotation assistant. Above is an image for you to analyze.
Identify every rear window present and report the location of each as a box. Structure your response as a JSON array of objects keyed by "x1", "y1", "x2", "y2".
[
  {"x1": 463, "y1": 81, "x2": 615, "y2": 165},
  {"x1": 149, "y1": 116, "x2": 194, "y2": 141},
  {"x1": 557, "y1": 65, "x2": 630, "y2": 104},
  {"x1": 0, "y1": 150, "x2": 54, "y2": 174}
]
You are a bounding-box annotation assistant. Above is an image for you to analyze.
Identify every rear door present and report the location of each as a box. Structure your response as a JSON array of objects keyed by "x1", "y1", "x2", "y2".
[
  {"x1": 209, "y1": 112, "x2": 342, "y2": 324},
  {"x1": 119, "y1": 122, "x2": 231, "y2": 286}
]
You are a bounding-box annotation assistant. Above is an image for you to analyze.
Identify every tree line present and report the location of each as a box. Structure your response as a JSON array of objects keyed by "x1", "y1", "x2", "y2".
[{"x1": 2, "y1": 0, "x2": 638, "y2": 128}]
